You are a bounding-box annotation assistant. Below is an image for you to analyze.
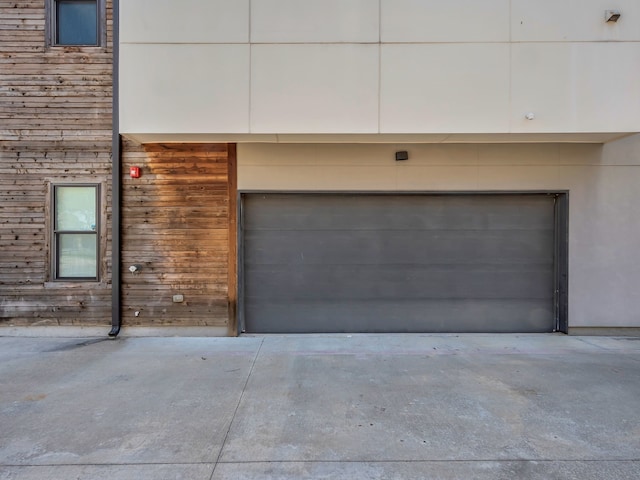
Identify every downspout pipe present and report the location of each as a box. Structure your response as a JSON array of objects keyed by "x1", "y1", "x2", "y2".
[{"x1": 109, "y1": 0, "x2": 121, "y2": 337}]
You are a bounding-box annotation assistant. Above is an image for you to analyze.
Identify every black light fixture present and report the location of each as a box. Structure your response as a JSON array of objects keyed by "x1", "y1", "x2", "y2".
[{"x1": 395, "y1": 151, "x2": 409, "y2": 161}]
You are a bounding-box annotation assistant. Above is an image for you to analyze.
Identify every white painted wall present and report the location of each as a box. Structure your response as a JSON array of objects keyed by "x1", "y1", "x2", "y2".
[
  {"x1": 237, "y1": 135, "x2": 640, "y2": 329},
  {"x1": 120, "y1": 0, "x2": 640, "y2": 137},
  {"x1": 120, "y1": 44, "x2": 250, "y2": 134},
  {"x1": 117, "y1": 1, "x2": 640, "y2": 328}
]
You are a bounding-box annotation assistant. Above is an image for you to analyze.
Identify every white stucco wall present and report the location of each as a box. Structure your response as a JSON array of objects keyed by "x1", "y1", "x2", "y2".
[
  {"x1": 119, "y1": 0, "x2": 640, "y2": 137},
  {"x1": 117, "y1": 1, "x2": 640, "y2": 329},
  {"x1": 237, "y1": 135, "x2": 640, "y2": 329}
]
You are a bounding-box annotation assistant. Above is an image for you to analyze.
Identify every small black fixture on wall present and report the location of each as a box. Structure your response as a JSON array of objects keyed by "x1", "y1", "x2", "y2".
[
  {"x1": 605, "y1": 10, "x2": 621, "y2": 22},
  {"x1": 395, "y1": 151, "x2": 409, "y2": 161}
]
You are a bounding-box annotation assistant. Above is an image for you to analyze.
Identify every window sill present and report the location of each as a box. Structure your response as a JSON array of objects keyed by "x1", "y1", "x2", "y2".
[
  {"x1": 44, "y1": 281, "x2": 108, "y2": 289},
  {"x1": 45, "y1": 45, "x2": 108, "y2": 54}
]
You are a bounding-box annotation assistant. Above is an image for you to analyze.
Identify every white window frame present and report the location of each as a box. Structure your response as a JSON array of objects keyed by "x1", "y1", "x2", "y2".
[{"x1": 51, "y1": 184, "x2": 100, "y2": 281}]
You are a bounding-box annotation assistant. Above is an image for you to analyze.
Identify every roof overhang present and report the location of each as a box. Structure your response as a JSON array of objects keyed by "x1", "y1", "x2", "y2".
[{"x1": 122, "y1": 132, "x2": 636, "y2": 145}]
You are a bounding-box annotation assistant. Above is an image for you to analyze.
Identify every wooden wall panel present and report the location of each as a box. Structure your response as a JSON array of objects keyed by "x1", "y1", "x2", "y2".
[
  {"x1": 120, "y1": 141, "x2": 236, "y2": 330},
  {"x1": 0, "y1": 1, "x2": 113, "y2": 327}
]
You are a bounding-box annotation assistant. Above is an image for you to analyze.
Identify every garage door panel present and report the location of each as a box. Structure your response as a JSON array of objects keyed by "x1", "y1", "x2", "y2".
[
  {"x1": 244, "y1": 299, "x2": 553, "y2": 334},
  {"x1": 246, "y1": 195, "x2": 554, "y2": 232},
  {"x1": 246, "y1": 264, "x2": 553, "y2": 300},
  {"x1": 245, "y1": 229, "x2": 554, "y2": 265},
  {"x1": 242, "y1": 193, "x2": 556, "y2": 333}
]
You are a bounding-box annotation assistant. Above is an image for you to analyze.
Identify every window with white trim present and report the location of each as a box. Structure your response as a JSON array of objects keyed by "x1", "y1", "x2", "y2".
[{"x1": 52, "y1": 185, "x2": 99, "y2": 280}]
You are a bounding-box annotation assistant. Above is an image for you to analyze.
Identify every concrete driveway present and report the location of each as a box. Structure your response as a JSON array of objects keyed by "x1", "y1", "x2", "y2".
[{"x1": 0, "y1": 334, "x2": 639, "y2": 479}]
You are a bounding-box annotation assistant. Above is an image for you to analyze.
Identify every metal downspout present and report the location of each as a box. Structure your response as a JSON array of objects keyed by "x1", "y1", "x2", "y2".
[{"x1": 109, "y1": 0, "x2": 121, "y2": 337}]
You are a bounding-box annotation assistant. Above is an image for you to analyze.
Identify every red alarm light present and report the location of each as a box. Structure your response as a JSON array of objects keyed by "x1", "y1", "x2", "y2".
[{"x1": 129, "y1": 166, "x2": 141, "y2": 178}]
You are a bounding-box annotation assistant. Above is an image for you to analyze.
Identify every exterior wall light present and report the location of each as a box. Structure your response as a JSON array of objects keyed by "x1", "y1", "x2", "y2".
[
  {"x1": 395, "y1": 151, "x2": 409, "y2": 161},
  {"x1": 605, "y1": 10, "x2": 621, "y2": 22}
]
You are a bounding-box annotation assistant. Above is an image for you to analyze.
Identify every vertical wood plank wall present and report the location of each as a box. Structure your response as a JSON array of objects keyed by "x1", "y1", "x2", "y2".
[
  {"x1": 120, "y1": 141, "x2": 236, "y2": 332},
  {"x1": 0, "y1": 1, "x2": 113, "y2": 326}
]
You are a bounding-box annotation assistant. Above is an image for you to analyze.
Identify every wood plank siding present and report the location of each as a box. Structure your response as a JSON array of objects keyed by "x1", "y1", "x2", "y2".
[
  {"x1": 0, "y1": 1, "x2": 113, "y2": 326},
  {"x1": 1, "y1": 2, "x2": 237, "y2": 332},
  {"x1": 120, "y1": 141, "x2": 237, "y2": 334}
]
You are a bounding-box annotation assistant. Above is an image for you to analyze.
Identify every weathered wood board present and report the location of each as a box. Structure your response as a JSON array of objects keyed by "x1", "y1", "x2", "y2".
[
  {"x1": 0, "y1": 1, "x2": 113, "y2": 327},
  {"x1": 120, "y1": 141, "x2": 237, "y2": 333}
]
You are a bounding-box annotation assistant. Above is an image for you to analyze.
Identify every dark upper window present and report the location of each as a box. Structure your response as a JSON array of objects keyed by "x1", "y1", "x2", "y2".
[{"x1": 47, "y1": 0, "x2": 104, "y2": 47}]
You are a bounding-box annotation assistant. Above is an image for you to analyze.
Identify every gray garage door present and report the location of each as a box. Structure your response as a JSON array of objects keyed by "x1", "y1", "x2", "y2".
[{"x1": 242, "y1": 194, "x2": 557, "y2": 333}]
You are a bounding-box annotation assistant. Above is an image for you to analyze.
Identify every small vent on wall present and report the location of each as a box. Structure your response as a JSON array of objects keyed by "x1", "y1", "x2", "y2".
[{"x1": 605, "y1": 10, "x2": 621, "y2": 22}]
